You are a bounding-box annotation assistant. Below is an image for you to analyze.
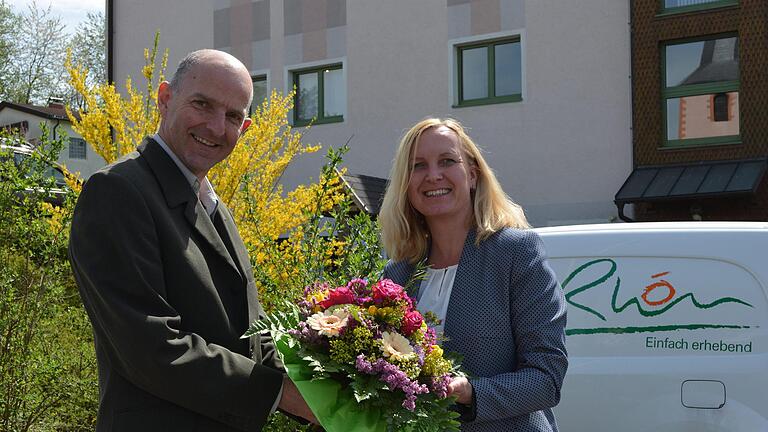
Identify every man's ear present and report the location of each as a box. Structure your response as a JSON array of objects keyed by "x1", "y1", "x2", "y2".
[
  {"x1": 157, "y1": 81, "x2": 172, "y2": 116},
  {"x1": 240, "y1": 118, "x2": 252, "y2": 134}
]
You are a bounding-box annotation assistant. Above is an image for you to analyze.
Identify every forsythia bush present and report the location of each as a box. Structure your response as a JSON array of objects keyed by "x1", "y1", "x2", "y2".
[{"x1": 65, "y1": 33, "x2": 167, "y2": 164}]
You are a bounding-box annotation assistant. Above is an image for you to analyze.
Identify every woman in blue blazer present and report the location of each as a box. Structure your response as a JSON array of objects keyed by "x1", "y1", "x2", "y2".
[{"x1": 379, "y1": 118, "x2": 568, "y2": 432}]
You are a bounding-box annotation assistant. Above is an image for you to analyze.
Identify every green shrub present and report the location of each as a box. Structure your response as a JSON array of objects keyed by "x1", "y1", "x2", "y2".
[{"x1": 0, "y1": 132, "x2": 97, "y2": 431}]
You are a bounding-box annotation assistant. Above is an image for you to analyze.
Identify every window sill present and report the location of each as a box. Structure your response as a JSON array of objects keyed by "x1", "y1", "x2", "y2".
[
  {"x1": 453, "y1": 94, "x2": 522, "y2": 108},
  {"x1": 293, "y1": 116, "x2": 344, "y2": 127},
  {"x1": 660, "y1": 136, "x2": 741, "y2": 150},
  {"x1": 656, "y1": 1, "x2": 738, "y2": 18}
]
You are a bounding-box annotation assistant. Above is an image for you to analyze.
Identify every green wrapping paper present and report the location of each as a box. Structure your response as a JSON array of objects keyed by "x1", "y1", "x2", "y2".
[{"x1": 275, "y1": 335, "x2": 387, "y2": 432}]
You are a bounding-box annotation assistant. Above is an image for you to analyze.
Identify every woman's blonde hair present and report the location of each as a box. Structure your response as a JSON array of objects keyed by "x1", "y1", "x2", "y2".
[{"x1": 379, "y1": 118, "x2": 530, "y2": 263}]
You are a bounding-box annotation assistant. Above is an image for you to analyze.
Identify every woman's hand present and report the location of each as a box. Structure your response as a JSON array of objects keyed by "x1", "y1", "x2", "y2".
[{"x1": 447, "y1": 376, "x2": 473, "y2": 405}]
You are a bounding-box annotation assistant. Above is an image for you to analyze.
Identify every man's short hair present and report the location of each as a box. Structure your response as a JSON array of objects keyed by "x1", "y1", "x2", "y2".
[{"x1": 168, "y1": 51, "x2": 208, "y2": 92}]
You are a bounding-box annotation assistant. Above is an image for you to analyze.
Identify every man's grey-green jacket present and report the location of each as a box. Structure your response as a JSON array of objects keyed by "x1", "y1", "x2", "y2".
[{"x1": 69, "y1": 137, "x2": 282, "y2": 432}]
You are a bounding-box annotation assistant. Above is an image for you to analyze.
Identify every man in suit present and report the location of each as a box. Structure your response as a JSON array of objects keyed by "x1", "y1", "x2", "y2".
[{"x1": 69, "y1": 49, "x2": 315, "y2": 431}]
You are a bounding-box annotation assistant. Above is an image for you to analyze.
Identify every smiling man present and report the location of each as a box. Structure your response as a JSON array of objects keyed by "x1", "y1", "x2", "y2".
[{"x1": 69, "y1": 50, "x2": 314, "y2": 431}]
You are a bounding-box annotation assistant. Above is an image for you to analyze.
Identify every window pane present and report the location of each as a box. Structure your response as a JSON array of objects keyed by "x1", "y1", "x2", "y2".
[
  {"x1": 665, "y1": 0, "x2": 723, "y2": 7},
  {"x1": 69, "y1": 138, "x2": 86, "y2": 159},
  {"x1": 323, "y1": 68, "x2": 344, "y2": 117},
  {"x1": 666, "y1": 98, "x2": 681, "y2": 140},
  {"x1": 462, "y1": 47, "x2": 488, "y2": 100},
  {"x1": 665, "y1": 37, "x2": 738, "y2": 87},
  {"x1": 45, "y1": 166, "x2": 66, "y2": 186},
  {"x1": 495, "y1": 42, "x2": 521, "y2": 97},
  {"x1": 713, "y1": 93, "x2": 729, "y2": 122},
  {"x1": 666, "y1": 92, "x2": 739, "y2": 141},
  {"x1": 252, "y1": 78, "x2": 268, "y2": 112},
  {"x1": 296, "y1": 72, "x2": 318, "y2": 120}
]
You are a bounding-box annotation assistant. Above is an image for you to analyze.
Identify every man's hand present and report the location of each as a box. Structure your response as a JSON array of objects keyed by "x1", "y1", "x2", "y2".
[
  {"x1": 448, "y1": 376, "x2": 473, "y2": 405},
  {"x1": 278, "y1": 376, "x2": 318, "y2": 424}
]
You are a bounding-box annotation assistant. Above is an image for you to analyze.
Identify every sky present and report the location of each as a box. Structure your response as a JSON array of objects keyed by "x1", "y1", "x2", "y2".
[{"x1": 5, "y1": 0, "x2": 104, "y2": 34}]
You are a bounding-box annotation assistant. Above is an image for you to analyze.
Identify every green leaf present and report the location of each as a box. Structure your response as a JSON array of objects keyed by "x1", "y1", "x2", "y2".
[
  {"x1": 242, "y1": 299, "x2": 299, "y2": 338},
  {"x1": 351, "y1": 375, "x2": 382, "y2": 403}
]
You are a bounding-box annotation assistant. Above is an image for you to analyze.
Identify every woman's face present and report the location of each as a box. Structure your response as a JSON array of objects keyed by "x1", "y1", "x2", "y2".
[{"x1": 407, "y1": 126, "x2": 477, "y2": 227}]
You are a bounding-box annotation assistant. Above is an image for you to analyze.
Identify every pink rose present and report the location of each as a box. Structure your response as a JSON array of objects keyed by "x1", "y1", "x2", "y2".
[
  {"x1": 319, "y1": 286, "x2": 355, "y2": 309},
  {"x1": 372, "y1": 279, "x2": 406, "y2": 304},
  {"x1": 400, "y1": 310, "x2": 423, "y2": 336}
]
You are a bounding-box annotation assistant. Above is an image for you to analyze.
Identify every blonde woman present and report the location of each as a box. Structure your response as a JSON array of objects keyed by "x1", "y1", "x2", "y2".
[{"x1": 380, "y1": 118, "x2": 567, "y2": 432}]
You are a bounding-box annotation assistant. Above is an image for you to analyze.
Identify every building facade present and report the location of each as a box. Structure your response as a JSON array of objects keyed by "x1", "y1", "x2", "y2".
[
  {"x1": 109, "y1": 0, "x2": 633, "y2": 226},
  {"x1": 617, "y1": 0, "x2": 768, "y2": 221}
]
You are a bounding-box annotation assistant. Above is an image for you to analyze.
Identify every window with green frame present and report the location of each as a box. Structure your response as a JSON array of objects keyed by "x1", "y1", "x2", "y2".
[
  {"x1": 455, "y1": 37, "x2": 522, "y2": 107},
  {"x1": 292, "y1": 64, "x2": 344, "y2": 126},
  {"x1": 660, "y1": 0, "x2": 738, "y2": 14},
  {"x1": 250, "y1": 75, "x2": 268, "y2": 115},
  {"x1": 662, "y1": 35, "x2": 740, "y2": 147}
]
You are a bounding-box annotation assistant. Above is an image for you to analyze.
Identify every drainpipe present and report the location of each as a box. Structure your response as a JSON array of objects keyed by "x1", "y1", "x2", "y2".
[
  {"x1": 53, "y1": 119, "x2": 61, "y2": 141},
  {"x1": 619, "y1": 0, "x2": 637, "y2": 223},
  {"x1": 107, "y1": 0, "x2": 114, "y2": 84},
  {"x1": 616, "y1": 202, "x2": 636, "y2": 223}
]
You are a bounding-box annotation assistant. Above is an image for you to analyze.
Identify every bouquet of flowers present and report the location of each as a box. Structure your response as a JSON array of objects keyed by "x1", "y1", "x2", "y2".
[{"x1": 245, "y1": 277, "x2": 461, "y2": 432}]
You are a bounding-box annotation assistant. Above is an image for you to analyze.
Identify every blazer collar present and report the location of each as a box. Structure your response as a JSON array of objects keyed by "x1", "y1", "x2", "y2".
[
  {"x1": 441, "y1": 228, "x2": 477, "y2": 344},
  {"x1": 138, "y1": 137, "x2": 243, "y2": 280},
  {"x1": 137, "y1": 137, "x2": 195, "y2": 208}
]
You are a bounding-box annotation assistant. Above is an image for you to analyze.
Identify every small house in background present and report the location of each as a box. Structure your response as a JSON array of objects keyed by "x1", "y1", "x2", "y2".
[
  {"x1": 0, "y1": 99, "x2": 106, "y2": 180},
  {"x1": 340, "y1": 172, "x2": 388, "y2": 217}
]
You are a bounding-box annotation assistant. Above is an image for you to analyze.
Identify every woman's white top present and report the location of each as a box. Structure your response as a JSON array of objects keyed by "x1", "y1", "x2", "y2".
[{"x1": 416, "y1": 265, "x2": 458, "y2": 336}]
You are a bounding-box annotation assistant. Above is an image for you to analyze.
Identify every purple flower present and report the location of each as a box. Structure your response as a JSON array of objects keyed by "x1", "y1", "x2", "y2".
[
  {"x1": 354, "y1": 355, "x2": 429, "y2": 411},
  {"x1": 347, "y1": 278, "x2": 370, "y2": 296},
  {"x1": 413, "y1": 344, "x2": 425, "y2": 366},
  {"x1": 429, "y1": 374, "x2": 452, "y2": 399},
  {"x1": 423, "y1": 328, "x2": 437, "y2": 348},
  {"x1": 355, "y1": 354, "x2": 374, "y2": 374}
]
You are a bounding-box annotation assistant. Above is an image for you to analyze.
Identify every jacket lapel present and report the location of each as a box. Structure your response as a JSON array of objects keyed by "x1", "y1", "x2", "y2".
[
  {"x1": 137, "y1": 138, "x2": 242, "y2": 278},
  {"x1": 443, "y1": 229, "x2": 477, "y2": 351},
  {"x1": 212, "y1": 203, "x2": 251, "y2": 282}
]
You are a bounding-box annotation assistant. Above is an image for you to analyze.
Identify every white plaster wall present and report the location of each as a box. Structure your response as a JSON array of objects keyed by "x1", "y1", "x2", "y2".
[
  {"x1": 280, "y1": 0, "x2": 452, "y2": 195},
  {"x1": 112, "y1": 0, "x2": 632, "y2": 226},
  {"x1": 281, "y1": 0, "x2": 632, "y2": 226},
  {"x1": 54, "y1": 122, "x2": 107, "y2": 180},
  {"x1": 450, "y1": 0, "x2": 633, "y2": 225},
  {"x1": 112, "y1": 0, "x2": 214, "y2": 95}
]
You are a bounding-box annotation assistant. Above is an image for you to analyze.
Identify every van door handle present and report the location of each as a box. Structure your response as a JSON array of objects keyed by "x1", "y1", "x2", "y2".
[{"x1": 681, "y1": 380, "x2": 726, "y2": 409}]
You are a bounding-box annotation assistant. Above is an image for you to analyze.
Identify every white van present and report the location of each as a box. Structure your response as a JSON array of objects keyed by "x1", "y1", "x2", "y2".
[{"x1": 537, "y1": 222, "x2": 768, "y2": 432}]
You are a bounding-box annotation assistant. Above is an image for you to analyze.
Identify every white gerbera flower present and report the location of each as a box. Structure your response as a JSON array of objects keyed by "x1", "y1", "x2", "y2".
[
  {"x1": 306, "y1": 309, "x2": 350, "y2": 337},
  {"x1": 380, "y1": 331, "x2": 414, "y2": 360}
]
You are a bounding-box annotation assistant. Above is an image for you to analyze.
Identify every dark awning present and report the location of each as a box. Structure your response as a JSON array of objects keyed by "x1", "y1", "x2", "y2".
[{"x1": 615, "y1": 158, "x2": 768, "y2": 205}]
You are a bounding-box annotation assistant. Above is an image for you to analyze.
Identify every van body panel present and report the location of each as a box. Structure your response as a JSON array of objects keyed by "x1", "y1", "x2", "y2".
[{"x1": 537, "y1": 223, "x2": 768, "y2": 432}]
